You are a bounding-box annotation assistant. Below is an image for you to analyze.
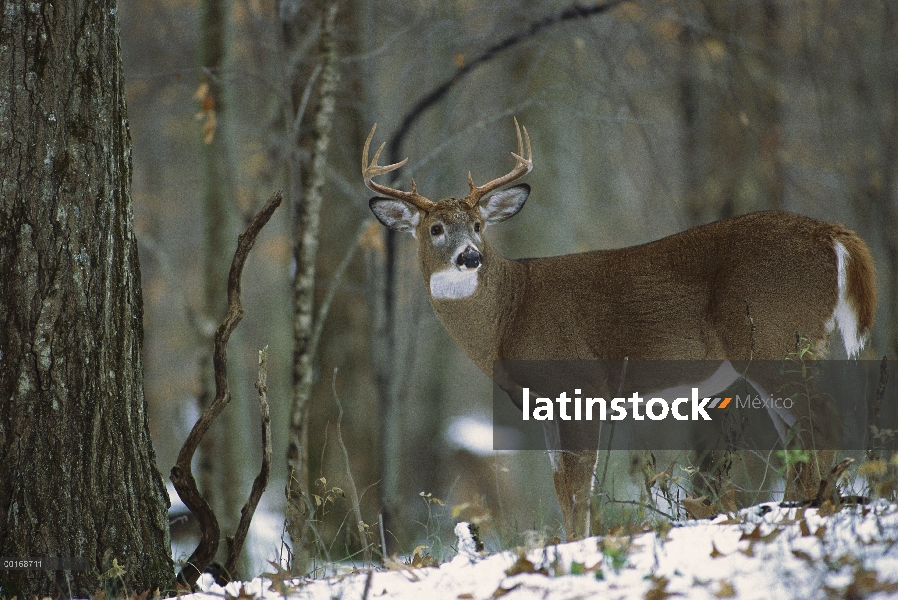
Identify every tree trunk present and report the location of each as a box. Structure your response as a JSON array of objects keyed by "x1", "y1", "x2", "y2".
[
  {"x1": 279, "y1": 0, "x2": 340, "y2": 570},
  {"x1": 679, "y1": 1, "x2": 783, "y2": 226},
  {"x1": 0, "y1": 1, "x2": 174, "y2": 597}
]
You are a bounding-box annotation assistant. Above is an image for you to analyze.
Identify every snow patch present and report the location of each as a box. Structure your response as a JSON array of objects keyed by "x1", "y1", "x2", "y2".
[{"x1": 183, "y1": 501, "x2": 898, "y2": 600}]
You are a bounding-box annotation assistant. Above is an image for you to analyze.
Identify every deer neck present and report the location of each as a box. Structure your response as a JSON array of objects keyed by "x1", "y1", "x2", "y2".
[{"x1": 423, "y1": 242, "x2": 521, "y2": 377}]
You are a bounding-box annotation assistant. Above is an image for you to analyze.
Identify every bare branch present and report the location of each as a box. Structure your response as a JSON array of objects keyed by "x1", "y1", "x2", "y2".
[
  {"x1": 171, "y1": 191, "x2": 283, "y2": 588},
  {"x1": 224, "y1": 346, "x2": 274, "y2": 578},
  {"x1": 385, "y1": 0, "x2": 628, "y2": 165}
]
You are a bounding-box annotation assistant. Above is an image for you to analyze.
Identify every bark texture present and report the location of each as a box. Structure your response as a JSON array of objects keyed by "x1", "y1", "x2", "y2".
[{"x1": 0, "y1": 0, "x2": 174, "y2": 596}]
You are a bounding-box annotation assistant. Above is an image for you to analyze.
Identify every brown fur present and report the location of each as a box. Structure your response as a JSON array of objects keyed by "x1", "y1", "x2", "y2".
[{"x1": 430, "y1": 212, "x2": 873, "y2": 367}]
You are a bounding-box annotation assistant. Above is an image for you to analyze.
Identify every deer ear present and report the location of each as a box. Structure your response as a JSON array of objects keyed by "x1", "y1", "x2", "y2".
[
  {"x1": 479, "y1": 184, "x2": 530, "y2": 225},
  {"x1": 369, "y1": 197, "x2": 422, "y2": 232}
]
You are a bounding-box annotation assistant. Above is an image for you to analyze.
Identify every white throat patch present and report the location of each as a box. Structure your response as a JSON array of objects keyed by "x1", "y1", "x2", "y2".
[{"x1": 429, "y1": 268, "x2": 479, "y2": 299}]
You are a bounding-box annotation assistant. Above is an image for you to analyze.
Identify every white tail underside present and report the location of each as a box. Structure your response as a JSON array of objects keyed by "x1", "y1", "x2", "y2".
[{"x1": 828, "y1": 240, "x2": 866, "y2": 358}]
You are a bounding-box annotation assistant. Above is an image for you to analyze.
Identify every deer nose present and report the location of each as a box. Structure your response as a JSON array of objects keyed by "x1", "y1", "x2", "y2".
[{"x1": 457, "y1": 247, "x2": 482, "y2": 269}]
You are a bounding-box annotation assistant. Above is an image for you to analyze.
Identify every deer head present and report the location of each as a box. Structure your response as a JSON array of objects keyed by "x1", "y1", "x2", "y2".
[{"x1": 364, "y1": 119, "x2": 533, "y2": 300}]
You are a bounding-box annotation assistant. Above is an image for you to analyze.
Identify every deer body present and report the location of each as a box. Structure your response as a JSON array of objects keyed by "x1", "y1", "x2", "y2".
[
  {"x1": 429, "y1": 210, "x2": 872, "y2": 372},
  {"x1": 363, "y1": 121, "x2": 876, "y2": 538}
]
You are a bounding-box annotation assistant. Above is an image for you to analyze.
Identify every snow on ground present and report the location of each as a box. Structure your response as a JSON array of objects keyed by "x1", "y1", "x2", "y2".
[{"x1": 184, "y1": 501, "x2": 898, "y2": 600}]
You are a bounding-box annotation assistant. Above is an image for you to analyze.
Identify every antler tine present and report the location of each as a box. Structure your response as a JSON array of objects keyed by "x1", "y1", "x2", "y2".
[
  {"x1": 511, "y1": 116, "x2": 532, "y2": 167},
  {"x1": 362, "y1": 124, "x2": 435, "y2": 211},
  {"x1": 463, "y1": 117, "x2": 533, "y2": 208}
]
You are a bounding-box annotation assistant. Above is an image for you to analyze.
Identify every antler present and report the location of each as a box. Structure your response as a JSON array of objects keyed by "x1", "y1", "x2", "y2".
[
  {"x1": 463, "y1": 117, "x2": 533, "y2": 209},
  {"x1": 362, "y1": 124, "x2": 436, "y2": 211}
]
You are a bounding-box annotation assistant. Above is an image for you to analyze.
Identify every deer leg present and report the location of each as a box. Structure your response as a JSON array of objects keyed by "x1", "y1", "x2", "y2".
[
  {"x1": 751, "y1": 364, "x2": 839, "y2": 504},
  {"x1": 550, "y1": 449, "x2": 598, "y2": 540}
]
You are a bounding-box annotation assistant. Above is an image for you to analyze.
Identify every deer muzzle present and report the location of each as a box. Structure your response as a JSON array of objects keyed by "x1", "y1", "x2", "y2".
[{"x1": 456, "y1": 246, "x2": 482, "y2": 269}]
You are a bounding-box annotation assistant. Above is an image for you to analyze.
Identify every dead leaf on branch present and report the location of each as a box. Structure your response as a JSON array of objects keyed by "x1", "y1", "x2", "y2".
[
  {"x1": 193, "y1": 83, "x2": 217, "y2": 144},
  {"x1": 408, "y1": 545, "x2": 436, "y2": 568}
]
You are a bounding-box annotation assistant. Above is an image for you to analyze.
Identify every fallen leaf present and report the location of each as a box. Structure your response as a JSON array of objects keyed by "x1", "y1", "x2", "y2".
[
  {"x1": 226, "y1": 583, "x2": 258, "y2": 600},
  {"x1": 792, "y1": 549, "x2": 814, "y2": 562},
  {"x1": 505, "y1": 552, "x2": 546, "y2": 577},
  {"x1": 739, "y1": 524, "x2": 763, "y2": 541},
  {"x1": 645, "y1": 575, "x2": 681, "y2": 600},
  {"x1": 682, "y1": 495, "x2": 716, "y2": 519},
  {"x1": 817, "y1": 500, "x2": 836, "y2": 517},
  {"x1": 845, "y1": 567, "x2": 898, "y2": 598},
  {"x1": 714, "y1": 580, "x2": 736, "y2": 598}
]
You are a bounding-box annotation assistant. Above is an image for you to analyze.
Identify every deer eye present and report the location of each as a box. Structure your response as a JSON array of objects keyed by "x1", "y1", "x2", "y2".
[
  {"x1": 474, "y1": 221, "x2": 481, "y2": 233},
  {"x1": 430, "y1": 223, "x2": 444, "y2": 236}
]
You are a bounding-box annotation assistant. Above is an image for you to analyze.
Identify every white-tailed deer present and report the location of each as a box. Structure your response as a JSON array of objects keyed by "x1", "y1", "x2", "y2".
[{"x1": 363, "y1": 119, "x2": 876, "y2": 537}]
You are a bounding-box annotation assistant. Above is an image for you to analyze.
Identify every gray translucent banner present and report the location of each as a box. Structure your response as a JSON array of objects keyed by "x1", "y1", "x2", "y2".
[{"x1": 492, "y1": 359, "x2": 896, "y2": 451}]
